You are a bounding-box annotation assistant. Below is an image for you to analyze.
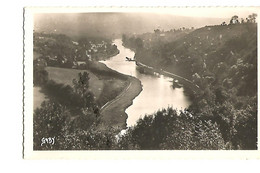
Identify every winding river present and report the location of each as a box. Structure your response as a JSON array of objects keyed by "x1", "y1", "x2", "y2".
[{"x1": 100, "y1": 39, "x2": 191, "y2": 127}]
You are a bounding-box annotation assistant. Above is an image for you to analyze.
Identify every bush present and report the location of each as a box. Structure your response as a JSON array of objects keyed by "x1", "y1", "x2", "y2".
[{"x1": 118, "y1": 108, "x2": 225, "y2": 150}]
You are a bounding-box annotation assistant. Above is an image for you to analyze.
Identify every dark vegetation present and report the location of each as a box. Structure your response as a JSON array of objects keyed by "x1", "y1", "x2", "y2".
[
  {"x1": 34, "y1": 95, "x2": 227, "y2": 150},
  {"x1": 34, "y1": 55, "x2": 227, "y2": 150},
  {"x1": 34, "y1": 71, "x2": 99, "y2": 150},
  {"x1": 34, "y1": 14, "x2": 257, "y2": 150},
  {"x1": 33, "y1": 32, "x2": 119, "y2": 67},
  {"x1": 122, "y1": 27, "x2": 194, "y2": 52},
  {"x1": 122, "y1": 14, "x2": 258, "y2": 150},
  {"x1": 33, "y1": 33, "x2": 128, "y2": 149},
  {"x1": 118, "y1": 108, "x2": 225, "y2": 150}
]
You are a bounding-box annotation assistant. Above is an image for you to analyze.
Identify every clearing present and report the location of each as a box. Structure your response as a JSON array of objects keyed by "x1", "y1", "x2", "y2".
[{"x1": 45, "y1": 66, "x2": 104, "y2": 100}]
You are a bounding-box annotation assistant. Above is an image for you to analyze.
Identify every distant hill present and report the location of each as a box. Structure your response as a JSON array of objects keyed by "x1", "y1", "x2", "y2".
[
  {"x1": 34, "y1": 13, "x2": 228, "y2": 39},
  {"x1": 133, "y1": 23, "x2": 257, "y2": 82}
]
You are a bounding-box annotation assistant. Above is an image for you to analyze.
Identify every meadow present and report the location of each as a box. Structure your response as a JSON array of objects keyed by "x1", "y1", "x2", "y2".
[{"x1": 45, "y1": 67, "x2": 104, "y2": 100}]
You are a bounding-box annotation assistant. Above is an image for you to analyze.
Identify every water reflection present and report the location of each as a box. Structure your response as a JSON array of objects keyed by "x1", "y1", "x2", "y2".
[{"x1": 100, "y1": 39, "x2": 191, "y2": 127}]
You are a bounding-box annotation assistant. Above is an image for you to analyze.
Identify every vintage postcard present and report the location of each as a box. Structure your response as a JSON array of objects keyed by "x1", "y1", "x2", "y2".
[{"x1": 24, "y1": 7, "x2": 260, "y2": 159}]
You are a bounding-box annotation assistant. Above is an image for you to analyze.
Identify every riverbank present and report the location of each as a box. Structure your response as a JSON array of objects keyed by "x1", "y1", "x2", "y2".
[
  {"x1": 93, "y1": 49, "x2": 120, "y2": 61},
  {"x1": 34, "y1": 57, "x2": 142, "y2": 131},
  {"x1": 135, "y1": 60, "x2": 200, "y2": 94},
  {"x1": 98, "y1": 39, "x2": 191, "y2": 128},
  {"x1": 122, "y1": 41, "x2": 199, "y2": 93},
  {"x1": 87, "y1": 61, "x2": 143, "y2": 130},
  {"x1": 99, "y1": 76, "x2": 142, "y2": 129}
]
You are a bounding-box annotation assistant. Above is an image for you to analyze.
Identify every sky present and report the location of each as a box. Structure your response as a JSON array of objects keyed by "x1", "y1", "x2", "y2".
[
  {"x1": 32, "y1": 7, "x2": 259, "y2": 39},
  {"x1": 32, "y1": 7, "x2": 259, "y2": 19},
  {"x1": 154, "y1": 7, "x2": 259, "y2": 18}
]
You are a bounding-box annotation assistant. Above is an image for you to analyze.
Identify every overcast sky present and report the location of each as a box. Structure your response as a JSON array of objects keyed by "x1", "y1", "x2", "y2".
[
  {"x1": 33, "y1": 7, "x2": 259, "y2": 19},
  {"x1": 156, "y1": 7, "x2": 259, "y2": 18},
  {"x1": 33, "y1": 7, "x2": 259, "y2": 38}
]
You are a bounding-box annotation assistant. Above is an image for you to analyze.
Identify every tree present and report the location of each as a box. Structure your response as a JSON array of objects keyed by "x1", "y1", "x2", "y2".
[
  {"x1": 72, "y1": 72, "x2": 95, "y2": 109},
  {"x1": 122, "y1": 34, "x2": 127, "y2": 43},
  {"x1": 241, "y1": 18, "x2": 245, "y2": 23},
  {"x1": 248, "y1": 13, "x2": 257, "y2": 23},
  {"x1": 57, "y1": 54, "x2": 64, "y2": 64},
  {"x1": 58, "y1": 128, "x2": 118, "y2": 150},
  {"x1": 119, "y1": 108, "x2": 225, "y2": 150},
  {"x1": 33, "y1": 100, "x2": 70, "y2": 150},
  {"x1": 234, "y1": 100, "x2": 257, "y2": 149},
  {"x1": 73, "y1": 72, "x2": 91, "y2": 96},
  {"x1": 135, "y1": 37, "x2": 143, "y2": 49},
  {"x1": 230, "y1": 15, "x2": 239, "y2": 24},
  {"x1": 78, "y1": 37, "x2": 90, "y2": 48},
  {"x1": 252, "y1": 13, "x2": 257, "y2": 23},
  {"x1": 33, "y1": 62, "x2": 48, "y2": 86},
  {"x1": 160, "y1": 118, "x2": 225, "y2": 150},
  {"x1": 154, "y1": 29, "x2": 160, "y2": 34},
  {"x1": 221, "y1": 22, "x2": 226, "y2": 26}
]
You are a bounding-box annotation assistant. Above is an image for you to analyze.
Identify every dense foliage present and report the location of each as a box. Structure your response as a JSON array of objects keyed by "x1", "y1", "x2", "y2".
[
  {"x1": 123, "y1": 18, "x2": 257, "y2": 149},
  {"x1": 33, "y1": 61, "x2": 48, "y2": 86},
  {"x1": 118, "y1": 108, "x2": 225, "y2": 150},
  {"x1": 34, "y1": 103, "x2": 226, "y2": 150},
  {"x1": 33, "y1": 72, "x2": 99, "y2": 149}
]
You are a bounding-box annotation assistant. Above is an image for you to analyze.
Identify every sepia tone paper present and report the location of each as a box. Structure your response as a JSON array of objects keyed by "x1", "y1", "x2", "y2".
[{"x1": 24, "y1": 7, "x2": 260, "y2": 159}]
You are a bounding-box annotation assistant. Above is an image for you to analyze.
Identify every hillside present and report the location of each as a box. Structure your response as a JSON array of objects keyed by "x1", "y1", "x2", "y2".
[
  {"x1": 134, "y1": 23, "x2": 256, "y2": 80},
  {"x1": 123, "y1": 22, "x2": 257, "y2": 149},
  {"x1": 33, "y1": 32, "x2": 119, "y2": 65}
]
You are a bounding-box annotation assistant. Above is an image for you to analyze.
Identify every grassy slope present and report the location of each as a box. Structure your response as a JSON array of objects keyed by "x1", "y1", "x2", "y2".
[
  {"x1": 43, "y1": 63, "x2": 143, "y2": 130},
  {"x1": 99, "y1": 76, "x2": 142, "y2": 129},
  {"x1": 86, "y1": 61, "x2": 131, "y2": 107},
  {"x1": 45, "y1": 66, "x2": 104, "y2": 100},
  {"x1": 85, "y1": 61, "x2": 143, "y2": 129},
  {"x1": 97, "y1": 79, "x2": 128, "y2": 107}
]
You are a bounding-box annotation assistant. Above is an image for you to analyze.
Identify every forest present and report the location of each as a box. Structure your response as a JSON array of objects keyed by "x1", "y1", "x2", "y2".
[{"x1": 121, "y1": 14, "x2": 257, "y2": 150}]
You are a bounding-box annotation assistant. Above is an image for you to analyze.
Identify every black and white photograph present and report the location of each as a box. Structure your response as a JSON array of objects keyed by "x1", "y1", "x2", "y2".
[{"x1": 23, "y1": 7, "x2": 259, "y2": 158}]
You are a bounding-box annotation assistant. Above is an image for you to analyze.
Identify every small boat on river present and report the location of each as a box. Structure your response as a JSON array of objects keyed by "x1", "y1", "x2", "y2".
[
  {"x1": 126, "y1": 57, "x2": 135, "y2": 61},
  {"x1": 172, "y1": 79, "x2": 183, "y2": 88}
]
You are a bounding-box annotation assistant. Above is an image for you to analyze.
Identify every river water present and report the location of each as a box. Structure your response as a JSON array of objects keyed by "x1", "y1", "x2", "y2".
[{"x1": 100, "y1": 39, "x2": 191, "y2": 127}]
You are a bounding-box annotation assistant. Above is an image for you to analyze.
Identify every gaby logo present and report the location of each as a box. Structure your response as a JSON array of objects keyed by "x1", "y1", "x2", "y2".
[{"x1": 41, "y1": 137, "x2": 55, "y2": 146}]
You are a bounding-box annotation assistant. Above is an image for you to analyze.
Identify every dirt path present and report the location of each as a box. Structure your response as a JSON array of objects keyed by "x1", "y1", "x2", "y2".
[{"x1": 99, "y1": 76, "x2": 142, "y2": 129}]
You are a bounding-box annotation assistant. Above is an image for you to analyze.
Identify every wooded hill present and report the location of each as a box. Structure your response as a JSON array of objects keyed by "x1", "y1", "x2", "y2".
[{"x1": 123, "y1": 22, "x2": 257, "y2": 149}]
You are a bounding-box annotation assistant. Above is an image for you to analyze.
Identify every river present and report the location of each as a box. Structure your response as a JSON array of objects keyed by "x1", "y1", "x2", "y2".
[{"x1": 100, "y1": 39, "x2": 191, "y2": 127}]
